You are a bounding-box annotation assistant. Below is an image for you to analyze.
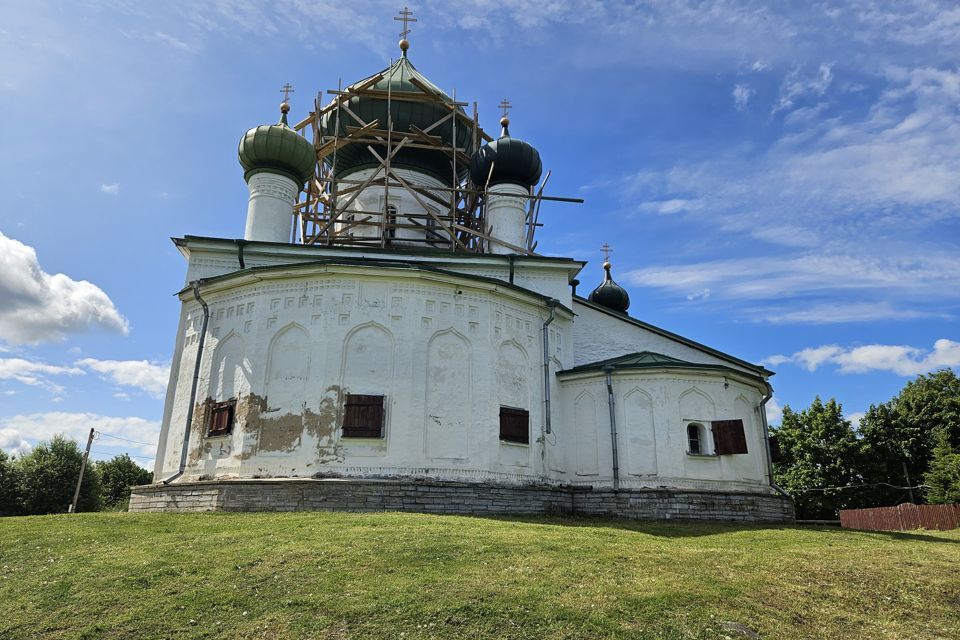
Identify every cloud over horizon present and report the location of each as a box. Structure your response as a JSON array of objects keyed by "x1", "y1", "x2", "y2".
[{"x1": 0, "y1": 231, "x2": 129, "y2": 345}]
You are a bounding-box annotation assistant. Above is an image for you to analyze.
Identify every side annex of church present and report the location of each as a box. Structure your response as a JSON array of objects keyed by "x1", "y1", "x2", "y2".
[{"x1": 131, "y1": 24, "x2": 793, "y2": 522}]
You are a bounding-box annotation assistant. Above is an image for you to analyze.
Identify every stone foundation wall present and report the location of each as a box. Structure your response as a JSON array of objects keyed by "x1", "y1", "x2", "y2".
[{"x1": 129, "y1": 479, "x2": 794, "y2": 523}]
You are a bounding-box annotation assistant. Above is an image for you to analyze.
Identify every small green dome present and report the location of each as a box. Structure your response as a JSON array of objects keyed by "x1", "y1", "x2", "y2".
[
  {"x1": 319, "y1": 57, "x2": 476, "y2": 183},
  {"x1": 238, "y1": 111, "x2": 316, "y2": 185},
  {"x1": 589, "y1": 262, "x2": 630, "y2": 313},
  {"x1": 469, "y1": 121, "x2": 542, "y2": 187}
]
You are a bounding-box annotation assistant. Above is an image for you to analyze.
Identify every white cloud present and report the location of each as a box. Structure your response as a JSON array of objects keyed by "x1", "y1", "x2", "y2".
[
  {"x1": 0, "y1": 427, "x2": 31, "y2": 456},
  {"x1": 847, "y1": 412, "x2": 865, "y2": 430},
  {"x1": 638, "y1": 198, "x2": 703, "y2": 215},
  {"x1": 733, "y1": 83, "x2": 755, "y2": 110},
  {"x1": 0, "y1": 231, "x2": 129, "y2": 345},
  {"x1": 765, "y1": 396, "x2": 783, "y2": 424},
  {"x1": 773, "y1": 63, "x2": 833, "y2": 113},
  {"x1": 76, "y1": 358, "x2": 170, "y2": 399},
  {"x1": 0, "y1": 357, "x2": 84, "y2": 393},
  {"x1": 0, "y1": 412, "x2": 160, "y2": 457},
  {"x1": 153, "y1": 31, "x2": 193, "y2": 53},
  {"x1": 100, "y1": 183, "x2": 119, "y2": 195},
  {"x1": 685, "y1": 288, "x2": 711, "y2": 301},
  {"x1": 765, "y1": 339, "x2": 960, "y2": 376}
]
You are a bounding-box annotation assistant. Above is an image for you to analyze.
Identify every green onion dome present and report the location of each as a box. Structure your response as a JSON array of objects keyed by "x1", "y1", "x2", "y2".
[
  {"x1": 589, "y1": 261, "x2": 630, "y2": 313},
  {"x1": 319, "y1": 57, "x2": 476, "y2": 184},
  {"x1": 238, "y1": 104, "x2": 316, "y2": 186},
  {"x1": 469, "y1": 117, "x2": 542, "y2": 188}
]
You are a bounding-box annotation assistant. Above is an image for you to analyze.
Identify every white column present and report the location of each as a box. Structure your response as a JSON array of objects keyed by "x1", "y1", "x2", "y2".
[
  {"x1": 244, "y1": 172, "x2": 299, "y2": 243},
  {"x1": 486, "y1": 182, "x2": 529, "y2": 254}
]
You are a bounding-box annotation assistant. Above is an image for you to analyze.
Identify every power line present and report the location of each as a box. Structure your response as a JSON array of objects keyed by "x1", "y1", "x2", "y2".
[
  {"x1": 90, "y1": 448, "x2": 155, "y2": 461},
  {"x1": 793, "y1": 482, "x2": 929, "y2": 494},
  {"x1": 94, "y1": 432, "x2": 155, "y2": 447}
]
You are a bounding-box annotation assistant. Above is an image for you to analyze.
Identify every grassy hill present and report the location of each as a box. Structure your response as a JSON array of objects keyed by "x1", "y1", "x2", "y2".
[{"x1": 0, "y1": 512, "x2": 958, "y2": 639}]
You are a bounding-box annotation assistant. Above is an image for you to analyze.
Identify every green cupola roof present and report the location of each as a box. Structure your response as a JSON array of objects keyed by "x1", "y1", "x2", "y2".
[
  {"x1": 589, "y1": 260, "x2": 631, "y2": 313},
  {"x1": 319, "y1": 57, "x2": 476, "y2": 183},
  {"x1": 238, "y1": 103, "x2": 316, "y2": 186}
]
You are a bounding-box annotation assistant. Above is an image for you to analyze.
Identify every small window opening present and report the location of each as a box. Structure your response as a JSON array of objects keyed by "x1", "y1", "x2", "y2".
[
  {"x1": 687, "y1": 422, "x2": 703, "y2": 455},
  {"x1": 425, "y1": 208, "x2": 443, "y2": 242},
  {"x1": 385, "y1": 204, "x2": 398, "y2": 240},
  {"x1": 208, "y1": 400, "x2": 236, "y2": 437},
  {"x1": 342, "y1": 394, "x2": 385, "y2": 438},
  {"x1": 499, "y1": 406, "x2": 530, "y2": 444}
]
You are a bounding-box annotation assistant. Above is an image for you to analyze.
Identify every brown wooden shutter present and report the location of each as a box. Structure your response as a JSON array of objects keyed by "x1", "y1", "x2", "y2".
[
  {"x1": 768, "y1": 434, "x2": 783, "y2": 463},
  {"x1": 712, "y1": 419, "x2": 748, "y2": 455},
  {"x1": 499, "y1": 407, "x2": 529, "y2": 444},
  {"x1": 342, "y1": 394, "x2": 385, "y2": 438},
  {"x1": 208, "y1": 400, "x2": 236, "y2": 437}
]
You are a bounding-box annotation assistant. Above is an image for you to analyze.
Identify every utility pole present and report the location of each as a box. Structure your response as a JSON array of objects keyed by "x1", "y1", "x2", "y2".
[
  {"x1": 69, "y1": 428, "x2": 95, "y2": 513},
  {"x1": 902, "y1": 460, "x2": 916, "y2": 504}
]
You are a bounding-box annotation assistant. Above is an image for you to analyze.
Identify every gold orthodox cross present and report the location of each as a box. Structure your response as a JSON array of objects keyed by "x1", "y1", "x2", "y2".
[
  {"x1": 499, "y1": 98, "x2": 512, "y2": 119},
  {"x1": 601, "y1": 243, "x2": 613, "y2": 262},
  {"x1": 280, "y1": 83, "x2": 295, "y2": 103},
  {"x1": 394, "y1": 7, "x2": 417, "y2": 38}
]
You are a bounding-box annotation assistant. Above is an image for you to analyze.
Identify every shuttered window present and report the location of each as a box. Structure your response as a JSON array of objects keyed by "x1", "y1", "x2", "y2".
[
  {"x1": 208, "y1": 400, "x2": 236, "y2": 437},
  {"x1": 687, "y1": 423, "x2": 703, "y2": 454},
  {"x1": 499, "y1": 407, "x2": 529, "y2": 444},
  {"x1": 342, "y1": 394, "x2": 385, "y2": 438},
  {"x1": 711, "y1": 419, "x2": 748, "y2": 455}
]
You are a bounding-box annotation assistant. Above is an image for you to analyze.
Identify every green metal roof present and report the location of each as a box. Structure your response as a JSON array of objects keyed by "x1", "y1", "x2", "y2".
[
  {"x1": 320, "y1": 57, "x2": 475, "y2": 183},
  {"x1": 558, "y1": 350, "x2": 766, "y2": 383},
  {"x1": 238, "y1": 116, "x2": 316, "y2": 185}
]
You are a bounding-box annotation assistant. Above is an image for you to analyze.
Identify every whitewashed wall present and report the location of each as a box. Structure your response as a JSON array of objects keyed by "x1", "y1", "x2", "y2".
[
  {"x1": 556, "y1": 371, "x2": 770, "y2": 493},
  {"x1": 154, "y1": 264, "x2": 574, "y2": 485},
  {"x1": 571, "y1": 301, "x2": 762, "y2": 375}
]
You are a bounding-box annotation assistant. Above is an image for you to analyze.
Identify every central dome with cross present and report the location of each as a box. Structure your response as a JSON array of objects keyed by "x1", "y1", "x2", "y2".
[{"x1": 319, "y1": 7, "x2": 476, "y2": 184}]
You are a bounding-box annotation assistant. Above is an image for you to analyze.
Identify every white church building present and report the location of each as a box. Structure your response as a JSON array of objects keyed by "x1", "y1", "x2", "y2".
[{"x1": 131, "y1": 27, "x2": 793, "y2": 522}]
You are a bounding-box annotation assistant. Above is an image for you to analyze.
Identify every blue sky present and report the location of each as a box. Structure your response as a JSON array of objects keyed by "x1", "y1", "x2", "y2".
[{"x1": 2, "y1": 1, "x2": 959, "y2": 467}]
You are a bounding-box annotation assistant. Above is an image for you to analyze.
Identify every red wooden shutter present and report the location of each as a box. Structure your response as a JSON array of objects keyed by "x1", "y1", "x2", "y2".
[
  {"x1": 499, "y1": 407, "x2": 530, "y2": 444},
  {"x1": 208, "y1": 400, "x2": 235, "y2": 436},
  {"x1": 712, "y1": 419, "x2": 747, "y2": 454},
  {"x1": 342, "y1": 394, "x2": 385, "y2": 438}
]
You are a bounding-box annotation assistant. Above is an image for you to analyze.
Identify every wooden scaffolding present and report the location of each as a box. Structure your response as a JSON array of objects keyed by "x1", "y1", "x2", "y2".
[{"x1": 289, "y1": 69, "x2": 576, "y2": 255}]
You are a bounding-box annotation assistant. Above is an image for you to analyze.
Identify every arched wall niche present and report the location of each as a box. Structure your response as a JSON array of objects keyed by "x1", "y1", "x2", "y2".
[
  {"x1": 679, "y1": 387, "x2": 715, "y2": 421},
  {"x1": 340, "y1": 321, "x2": 395, "y2": 395},
  {"x1": 574, "y1": 390, "x2": 599, "y2": 476},
  {"x1": 208, "y1": 332, "x2": 250, "y2": 401},
  {"x1": 258, "y1": 323, "x2": 310, "y2": 455},
  {"x1": 424, "y1": 329, "x2": 472, "y2": 460},
  {"x1": 623, "y1": 387, "x2": 657, "y2": 476},
  {"x1": 496, "y1": 339, "x2": 529, "y2": 410}
]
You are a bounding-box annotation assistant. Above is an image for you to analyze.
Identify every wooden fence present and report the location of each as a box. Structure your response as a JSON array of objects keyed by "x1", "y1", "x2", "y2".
[{"x1": 839, "y1": 503, "x2": 960, "y2": 531}]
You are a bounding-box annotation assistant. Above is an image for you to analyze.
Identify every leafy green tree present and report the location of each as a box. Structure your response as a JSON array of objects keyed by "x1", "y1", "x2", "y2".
[
  {"x1": 0, "y1": 449, "x2": 24, "y2": 516},
  {"x1": 859, "y1": 369, "x2": 960, "y2": 504},
  {"x1": 17, "y1": 435, "x2": 102, "y2": 514},
  {"x1": 96, "y1": 454, "x2": 151, "y2": 508},
  {"x1": 772, "y1": 397, "x2": 864, "y2": 519},
  {"x1": 924, "y1": 428, "x2": 960, "y2": 504}
]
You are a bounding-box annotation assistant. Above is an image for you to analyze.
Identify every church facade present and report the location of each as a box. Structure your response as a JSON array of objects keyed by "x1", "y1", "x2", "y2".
[{"x1": 131, "y1": 33, "x2": 793, "y2": 522}]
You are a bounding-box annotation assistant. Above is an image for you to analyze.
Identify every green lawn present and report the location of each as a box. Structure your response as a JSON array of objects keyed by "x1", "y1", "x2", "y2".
[{"x1": 0, "y1": 512, "x2": 957, "y2": 639}]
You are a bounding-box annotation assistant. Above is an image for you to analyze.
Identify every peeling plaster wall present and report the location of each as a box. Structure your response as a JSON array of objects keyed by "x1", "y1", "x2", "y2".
[
  {"x1": 153, "y1": 247, "x2": 773, "y2": 497},
  {"x1": 556, "y1": 372, "x2": 770, "y2": 493},
  {"x1": 154, "y1": 262, "x2": 574, "y2": 485}
]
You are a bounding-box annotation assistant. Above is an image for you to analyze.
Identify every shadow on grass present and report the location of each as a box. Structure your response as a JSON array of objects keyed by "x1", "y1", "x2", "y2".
[{"x1": 459, "y1": 513, "x2": 960, "y2": 543}]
